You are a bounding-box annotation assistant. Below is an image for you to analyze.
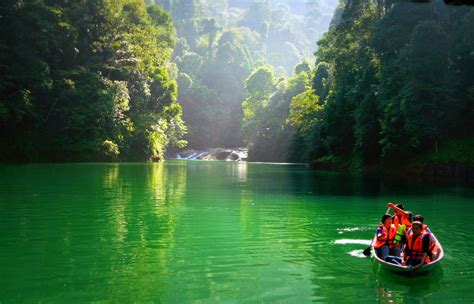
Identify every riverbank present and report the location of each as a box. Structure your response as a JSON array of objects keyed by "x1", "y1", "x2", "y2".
[{"x1": 310, "y1": 138, "x2": 474, "y2": 185}]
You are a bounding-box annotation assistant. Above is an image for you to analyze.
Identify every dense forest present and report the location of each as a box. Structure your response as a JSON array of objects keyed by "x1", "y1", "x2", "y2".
[
  {"x1": 0, "y1": 0, "x2": 337, "y2": 161},
  {"x1": 1, "y1": 0, "x2": 473, "y2": 181},
  {"x1": 0, "y1": 0, "x2": 186, "y2": 161},
  {"x1": 150, "y1": 0, "x2": 337, "y2": 149},
  {"x1": 243, "y1": 0, "x2": 474, "y2": 179}
]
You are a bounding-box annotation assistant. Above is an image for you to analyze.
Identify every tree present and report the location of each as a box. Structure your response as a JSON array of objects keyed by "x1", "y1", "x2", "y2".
[
  {"x1": 238, "y1": 1, "x2": 271, "y2": 32},
  {"x1": 0, "y1": 0, "x2": 186, "y2": 162},
  {"x1": 399, "y1": 20, "x2": 452, "y2": 153}
]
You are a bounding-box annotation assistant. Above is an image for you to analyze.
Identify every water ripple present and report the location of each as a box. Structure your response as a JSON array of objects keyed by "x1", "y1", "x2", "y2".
[
  {"x1": 334, "y1": 239, "x2": 372, "y2": 246},
  {"x1": 1, "y1": 162, "x2": 474, "y2": 302}
]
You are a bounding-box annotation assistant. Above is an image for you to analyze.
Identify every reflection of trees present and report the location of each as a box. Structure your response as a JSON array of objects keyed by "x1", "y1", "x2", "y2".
[
  {"x1": 3, "y1": 162, "x2": 455, "y2": 301},
  {"x1": 103, "y1": 164, "x2": 119, "y2": 189},
  {"x1": 97, "y1": 162, "x2": 187, "y2": 301},
  {"x1": 102, "y1": 164, "x2": 128, "y2": 242},
  {"x1": 373, "y1": 267, "x2": 443, "y2": 304},
  {"x1": 234, "y1": 163, "x2": 318, "y2": 300},
  {"x1": 227, "y1": 161, "x2": 248, "y2": 183}
]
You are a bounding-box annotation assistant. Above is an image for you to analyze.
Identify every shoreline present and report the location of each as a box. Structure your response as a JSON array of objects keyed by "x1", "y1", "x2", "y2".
[{"x1": 310, "y1": 160, "x2": 474, "y2": 186}]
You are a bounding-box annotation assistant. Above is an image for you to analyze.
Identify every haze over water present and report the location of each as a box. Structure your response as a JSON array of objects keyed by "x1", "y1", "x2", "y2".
[{"x1": 1, "y1": 161, "x2": 473, "y2": 302}]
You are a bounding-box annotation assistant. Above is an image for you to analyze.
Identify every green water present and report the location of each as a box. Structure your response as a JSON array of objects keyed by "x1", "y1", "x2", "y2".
[{"x1": 1, "y1": 161, "x2": 473, "y2": 303}]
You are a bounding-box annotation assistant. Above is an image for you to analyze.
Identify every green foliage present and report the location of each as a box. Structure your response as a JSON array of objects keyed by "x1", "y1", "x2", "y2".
[
  {"x1": 292, "y1": 1, "x2": 474, "y2": 169},
  {"x1": 241, "y1": 65, "x2": 313, "y2": 161},
  {"x1": 399, "y1": 21, "x2": 452, "y2": 150},
  {"x1": 289, "y1": 89, "x2": 321, "y2": 135},
  {"x1": 294, "y1": 61, "x2": 311, "y2": 76},
  {"x1": 417, "y1": 138, "x2": 474, "y2": 166},
  {"x1": 172, "y1": 0, "x2": 200, "y2": 21},
  {"x1": 312, "y1": 62, "x2": 332, "y2": 104},
  {"x1": 162, "y1": 0, "x2": 338, "y2": 151},
  {"x1": 238, "y1": 1, "x2": 271, "y2": 32},
  {"x1": 244, "y1": 66, "x2": 275, "y2": 103},
  {"x1": 0, "y1": 0, "x2": 186, "y2": 162},
  {"x1": 102, "y1": 139, "x2": 120, "y2": 159}
]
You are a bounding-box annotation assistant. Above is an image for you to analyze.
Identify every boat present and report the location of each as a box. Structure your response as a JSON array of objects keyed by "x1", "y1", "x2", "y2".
[{"x1": 371, "y1": 232, "x2": 444, "y2": 276}]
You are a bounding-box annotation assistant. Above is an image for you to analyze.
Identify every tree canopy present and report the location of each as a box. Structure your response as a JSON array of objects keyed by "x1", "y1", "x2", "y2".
[
  {"x1": 152, "y1": 0, "x2": 337, "y2": 150},
  {"x1": 1, "y1": 0, "x2": 186, "y2": 161}
]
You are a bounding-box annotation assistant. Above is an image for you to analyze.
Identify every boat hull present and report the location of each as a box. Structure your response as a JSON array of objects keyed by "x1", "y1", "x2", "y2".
[{"x1": 371, "y1": 233, "x2": 444, "y2": 276}]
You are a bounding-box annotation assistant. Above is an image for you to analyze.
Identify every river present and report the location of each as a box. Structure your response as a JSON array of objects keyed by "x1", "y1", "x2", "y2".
[{"x1": 0, "y1": 161, "x2": 473, "y2": 302}]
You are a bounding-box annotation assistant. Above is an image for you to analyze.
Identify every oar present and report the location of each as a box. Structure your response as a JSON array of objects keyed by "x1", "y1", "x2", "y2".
[{"x1": 363, "y1": 207, "x2": 391, "y2": 257}]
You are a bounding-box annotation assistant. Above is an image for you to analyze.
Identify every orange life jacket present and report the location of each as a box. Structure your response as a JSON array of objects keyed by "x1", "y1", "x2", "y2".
[
  {"x1": 393, "y1": 213, "x2": 412, "y2": 228},
  {"x1": 374, "y1": 224, "x2": 397, "y2": 249},
  {"x1": 406, "y1": 225, "x2": 436, "y2": 262},
  {"x1": 405, "y1": 232, "x2": 430, "y2": 263}
]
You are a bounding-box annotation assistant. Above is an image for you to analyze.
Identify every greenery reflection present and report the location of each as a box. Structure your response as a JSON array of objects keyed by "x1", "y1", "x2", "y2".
[
  {"x1": 374, "y1": 267, "x2": 443, "y2": 304},
  {"x1": 98, "y1": 162, "x2": 188, "y2": 301}
]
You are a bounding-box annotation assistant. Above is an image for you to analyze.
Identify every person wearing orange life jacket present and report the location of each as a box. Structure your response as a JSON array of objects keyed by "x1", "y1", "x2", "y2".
[
  {"x1": 387, "y1": 203, "x2": 412, "y2": 228},
  {"x1": 404, "y1": 221, "x2": 430, "y2": 269},
  {"x1": 408, "y1": 215, "x2": 431, "y2": 235},
  {"x1": 374, "y1": 214, "x2": 399, "y2": 261},
  {"x1": 409, "y1": 214, "x2": 438, "y2": 261}
]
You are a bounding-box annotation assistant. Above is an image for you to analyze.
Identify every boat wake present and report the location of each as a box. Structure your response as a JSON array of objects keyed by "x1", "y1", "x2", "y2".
[
  {"x1": 349, "y1": 249, "x2": 367, "y2": 258},
  {"x1": 334, "y1": 239, "x2": 372, "y2": 258},
  {"x1": 334, "y1": 239, "x2": 372, "y2": 246}
]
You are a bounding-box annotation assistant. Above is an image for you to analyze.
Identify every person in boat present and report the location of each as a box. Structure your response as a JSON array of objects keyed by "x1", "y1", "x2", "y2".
[
  {"x1": 411, "y1": 214, "x2": 431, "y2": 233},
  {"x1": 374, "y1": 214, "x2": 400, "y2": 261},
  {"x1": 391, "y1": 223, "x2": 406, "y2": 253},
  {"x1": 384, "y1": 203, "x2": 410, "y2": 259},
  {"x1": 387, "y1": 203, "x2": 412, "y2": 228},
  {"x1": 410, "y1": 214, "x2": 439, "y2": 261},
  {"x1": 404, "y1": 221, "x2": 430, "y2": 269}
]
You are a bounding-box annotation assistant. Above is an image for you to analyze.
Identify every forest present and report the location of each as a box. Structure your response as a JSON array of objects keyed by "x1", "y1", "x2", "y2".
[
  {"x1": 0, "y1": 0, "x2": 187, "y2": 161},
  {"x1": 153, "y1": 0, "x2": 338, "y2": 150},
  {"x1": 1, "y1": 0, "x2": 473, "y2": 179},
  {"x1": 242, "y1": 0, "x2": 474, "y2": 179}
]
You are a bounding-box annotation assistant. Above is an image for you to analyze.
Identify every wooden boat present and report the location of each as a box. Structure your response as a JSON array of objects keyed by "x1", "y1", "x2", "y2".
[{"x1": 371, "y1": 232, "x2": 444, "y2": 276}]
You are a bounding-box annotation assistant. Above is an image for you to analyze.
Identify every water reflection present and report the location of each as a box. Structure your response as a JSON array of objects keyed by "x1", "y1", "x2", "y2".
[
  {"x1": 287, "y1": 168, "x2": 473, "y2": 197},
  {"x1": 98, "y1": 162, "x2": 189, "y2": 301},
  {"x1": 103, "y1": 164, "x2": 129, "y2": 242},
  {"x1": 1, "y1": 162, "x2": 472, "y2": 302},
  {"x1": 233, "y1": 163, "x2": 322, "y2": 302},
  {"x1": 231, "y1": 161, "x2": 248, "y2": 182},
  {"x1": 103, "y1": 163, "x2": 120, "y2": 189},
  {"x1": 374, "y1": 267, "x2": 443, "y2": 304}
]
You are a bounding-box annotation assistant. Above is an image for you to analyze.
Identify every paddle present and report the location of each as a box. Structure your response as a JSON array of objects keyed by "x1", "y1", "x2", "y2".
[{"x1": 363, "y1": 206, "x2": 391, "y2": 257}]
